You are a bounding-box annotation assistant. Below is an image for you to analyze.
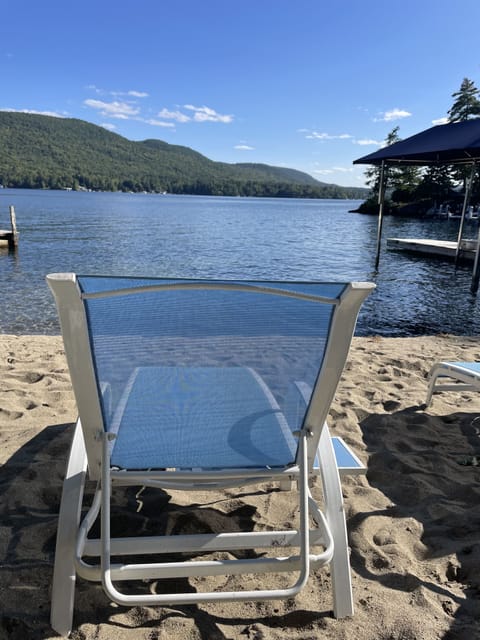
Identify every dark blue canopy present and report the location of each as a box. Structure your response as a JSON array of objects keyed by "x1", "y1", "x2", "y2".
[{"x1": 354, "y1": 118, "x2": 480, "y2": 166}]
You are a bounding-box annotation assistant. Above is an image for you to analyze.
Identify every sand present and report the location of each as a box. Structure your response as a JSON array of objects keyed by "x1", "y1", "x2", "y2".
[{"x1": 1, "y1": 333, "x2": 480, "y2": 639}]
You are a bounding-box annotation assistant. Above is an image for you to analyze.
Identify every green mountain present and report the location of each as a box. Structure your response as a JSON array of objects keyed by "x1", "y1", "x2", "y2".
[{"x1": 0, "y1": 112, "x2": 367, "y2": 198}]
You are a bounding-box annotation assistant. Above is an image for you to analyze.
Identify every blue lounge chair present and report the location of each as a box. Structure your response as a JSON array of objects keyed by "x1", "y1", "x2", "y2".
[
  {"x1": 47, "y1": 274, "x2": 374, "y2": 636},
  {"x1": 426, "y1": 361, "x2": 480, "y2": 406}
]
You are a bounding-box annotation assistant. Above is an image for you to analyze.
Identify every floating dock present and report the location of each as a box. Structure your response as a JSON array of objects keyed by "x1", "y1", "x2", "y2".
[{"x1": 387, "y1": 237, "x2": 476, "y2": 262}]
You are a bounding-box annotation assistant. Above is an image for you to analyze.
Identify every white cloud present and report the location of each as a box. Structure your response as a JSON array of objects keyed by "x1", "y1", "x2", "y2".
[
  {"x1": 432, "y1": 116, "x2": 448, "y2": 125},
  {"x1": 157, "y1": 108, "x2": 191, "y2": 123},
  {"x1": 184, "y1": 104, "x2": 233, "y2": 123},
  {"x1": 84, "y1": 99, "x2": 140, "y2": 119},
  {"x1": 354, "y1": 138, "x2": 382, "y2": 146},
  {"x1": 374, "y1": 108, "x2": 412, "y2": 122},
  {"x1": 145, "y1": 119, "x2": 176, "y2": 128},
  {"x1": 305, "y1": 131, "x2": 352, "y2": 140},
  {"x1": 110, "y1": 89, "x2": 149, "y2": 98},
  {"x1": 86, "y1": 85, "x2": 149, "y2": 99},
  {"x1": 100, "y1": 122, "x2": 117, "y2": 131},
  {"x1": 313, "y1": 166, "x2": 353, "y2": 176},
  {"x1": 0, "y1": 107, "x2": 66, "y2": 118},
  {"x1": 127, "y1": 90, "x2": 149, "y2": 98},
  {"x1": 235, "y1": 144, "x2": 254, "y2": 150}
]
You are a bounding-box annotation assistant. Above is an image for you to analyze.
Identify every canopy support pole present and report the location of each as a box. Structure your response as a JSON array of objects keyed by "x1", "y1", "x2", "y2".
[
  {"x1": 455, "y1": 162, "x2": 475, "y2": 267},
  {"x1": 374, "y1": 161, "x2": 387, "y2": 269},
  {"x1": 470, "y1": 222, "x2": 480, "y2": 294},
  {"x1": 468, "y1": 164, "x2": 480, "y2": 294}
]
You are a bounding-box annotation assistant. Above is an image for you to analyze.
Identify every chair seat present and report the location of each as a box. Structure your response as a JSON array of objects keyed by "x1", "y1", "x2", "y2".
[{"x1": 109, "y1": 366, "x2": 297, "y2": 470}]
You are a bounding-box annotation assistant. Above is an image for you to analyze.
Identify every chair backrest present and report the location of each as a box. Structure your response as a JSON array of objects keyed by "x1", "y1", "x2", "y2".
[{"x1": 47, "y1": 274, "x2": 374, "y2": 479}]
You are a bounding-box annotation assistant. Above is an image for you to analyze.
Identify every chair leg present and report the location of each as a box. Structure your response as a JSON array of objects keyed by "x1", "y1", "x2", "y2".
[
  {"x1": 51, "y1": 420, "x2": 88, "y2": 637},
  {"x1": 317, "y1": 423, "x2": 354, "y2": 618},
  {"x1": 425, "y1": 369, "x2": 439, "y2": 407}
]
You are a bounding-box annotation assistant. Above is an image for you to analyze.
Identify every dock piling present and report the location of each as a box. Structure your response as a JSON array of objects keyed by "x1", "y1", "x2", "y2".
[
  {"x1": 0, "y1": 205, "x2": 19, "y2": 251},
  {"x1": 9, "y1": 205, "x2": 19, "y2": 250}
]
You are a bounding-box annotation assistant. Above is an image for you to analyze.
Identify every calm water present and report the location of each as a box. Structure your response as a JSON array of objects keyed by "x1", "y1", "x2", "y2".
[{"x1": 1, "y1": 188, "x2": 480, "y2": 337}]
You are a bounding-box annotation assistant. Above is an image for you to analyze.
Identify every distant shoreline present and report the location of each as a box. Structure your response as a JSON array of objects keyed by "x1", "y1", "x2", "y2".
[{"x1": 0, "y1": 184, "x2": 367, "y2": 200}]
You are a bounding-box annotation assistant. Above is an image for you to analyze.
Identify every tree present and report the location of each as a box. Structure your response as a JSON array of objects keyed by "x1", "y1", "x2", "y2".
[
  {"x1": 414, "y1": 165, "x2": 453, "y2": 202},
  {"x1": 364, "y1": 127, "x2": 401, "y2": 198},
  {"x1": 447, "y1": 78, "x2": 480, "y2": 190},
  {"x1": 448, "y1": 78, "x2": 480, "y2": 122},
  {"x1": 390, "y1": 164, "x2": 421, "y2": 203}
]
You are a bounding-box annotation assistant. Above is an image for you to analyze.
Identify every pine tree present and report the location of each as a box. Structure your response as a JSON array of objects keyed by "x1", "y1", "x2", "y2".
[
  {"x1": 447, "y1": 78, "x2": 480, "y2": 190},
  {"x1": 415, "y1": 165, "x2": 453, "y2": 202},
  {"x1": 364, "y1": 127, "x2": 401, "y2": 197},
  {"x1": 448, "y1": 78, "x2": 480, "y2": 122}
]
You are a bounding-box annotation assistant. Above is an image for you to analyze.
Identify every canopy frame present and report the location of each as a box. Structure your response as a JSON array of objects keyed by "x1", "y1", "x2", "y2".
[{"x1": 353, "y1": 119, "x2": 480, "y2": 292}]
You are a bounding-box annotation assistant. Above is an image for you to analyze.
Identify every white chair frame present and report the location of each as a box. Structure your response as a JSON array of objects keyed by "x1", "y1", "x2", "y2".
[
  {"x1": 426, "y1": 361, "x2": 480, "y2": 406},
  {"x1": 47, "y1": 273, "x2": 374, "y2": 636}
]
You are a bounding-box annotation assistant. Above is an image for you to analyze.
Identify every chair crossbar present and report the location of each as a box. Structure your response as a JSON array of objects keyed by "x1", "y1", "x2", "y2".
[
  {"x1": 111, "y1": 467, "x2": 299, "y2": 482},
  {"x1": 431, "y1": 383, "x2": 477, "y2": 392},
  {"x1": 80, "y1": 555, "x2": 328, "y2": 584},
  {"x1": 83, "y1": 528, "x2": 327, "y2": 558},
  {"x1": 81, "y1": 281, "x2": 342, "y2": 305}
]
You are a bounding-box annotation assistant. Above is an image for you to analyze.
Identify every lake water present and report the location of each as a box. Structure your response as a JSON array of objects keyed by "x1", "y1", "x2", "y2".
[{"x1": 1, "y1": 188, "x2": 480, "y2": 337}]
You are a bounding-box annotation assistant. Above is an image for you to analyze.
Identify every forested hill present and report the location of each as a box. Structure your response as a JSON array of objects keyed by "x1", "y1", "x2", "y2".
[{"x1": 0, "y1": 112, "x2": 368, "y2": 198}]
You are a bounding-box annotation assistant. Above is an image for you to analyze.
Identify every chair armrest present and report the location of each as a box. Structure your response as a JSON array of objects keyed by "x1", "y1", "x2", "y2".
[{"x1": 292, "y1": 381, "x2": 366, "y2": 476}]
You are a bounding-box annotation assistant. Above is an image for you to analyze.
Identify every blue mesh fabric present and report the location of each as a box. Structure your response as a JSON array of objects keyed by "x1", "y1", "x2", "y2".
[{"x1": 77, "y1": 277, "x2": 347, "y2": 470}]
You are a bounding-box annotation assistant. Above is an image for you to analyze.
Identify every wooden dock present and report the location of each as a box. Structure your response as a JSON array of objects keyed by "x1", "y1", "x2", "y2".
[
  {"x1": 387, "y1": 237, "x2": 476, "y2": 262},
  {"x1": 0, "y1": 205, "x2": 19, "y2": 250}
]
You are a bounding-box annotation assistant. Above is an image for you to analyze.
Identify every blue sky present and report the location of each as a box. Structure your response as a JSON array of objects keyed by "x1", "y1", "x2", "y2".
[{"x1": 1, "y1": 0, "x2": 480, "y2": 187}]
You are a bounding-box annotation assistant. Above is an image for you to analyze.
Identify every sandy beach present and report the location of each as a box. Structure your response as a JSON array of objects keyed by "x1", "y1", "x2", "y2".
[{"x1": 1, "y1": 333, "x2": 480, "y2": 639}]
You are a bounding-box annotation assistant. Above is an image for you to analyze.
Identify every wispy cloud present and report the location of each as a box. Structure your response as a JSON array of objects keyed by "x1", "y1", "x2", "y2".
[
  {"x1": 0, "y1": 107, "x2": 66, "y2": 118},
  {"x1": 235, "y1": 144, "x2": 254, "y2": 150},
  {"x1": 304, "y1": 131, "x2": 353, "y2": 141},
  {"x1": 84, "y1": 85, "x2": 233, "y2": 129},
  {"x1": 84, "y1": 99, "x2": 140, "y2": 119},
  {"x1": 354, "y1": 138, "x2": 382, "y2": 146},
  {"x1": 157, "y1": 108, "x2": 191, "y2": 123},
  {"x1": 184, "y1": 105, "x2": 233, "y2": 123},
  {"x1": 374, "y1": 108, "x2": 412, "y2": 122},
  {"x1": 432, "y1": 116, "x2": 448, "y2": 125},
  {"x1": 100, "y1": 122, "x2": 117, "y2": 131},
  {"x1": 145, "y1": 118, "x2": 176, "y2": 128},
  {"x1": 313, "y1": 169, "x2": 334, "y2": 175},
  {"x1": 313, "y1": 166, "x2": 353, "y2": 176},
  {"x1": 86, "y1": 85, "x2": 149, "y2": 99},
  {"x1": 125, "y1": 90, "x2": 149, "y2": 98}
]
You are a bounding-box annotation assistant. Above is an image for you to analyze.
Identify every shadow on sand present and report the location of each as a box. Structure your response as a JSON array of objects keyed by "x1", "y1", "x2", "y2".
[
  {"x1": 1, "y1": 423, "x2": 325, "y2": 640},
  {"x1": 353, "y1": 405, "x2": 480, "y2": 639}
]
